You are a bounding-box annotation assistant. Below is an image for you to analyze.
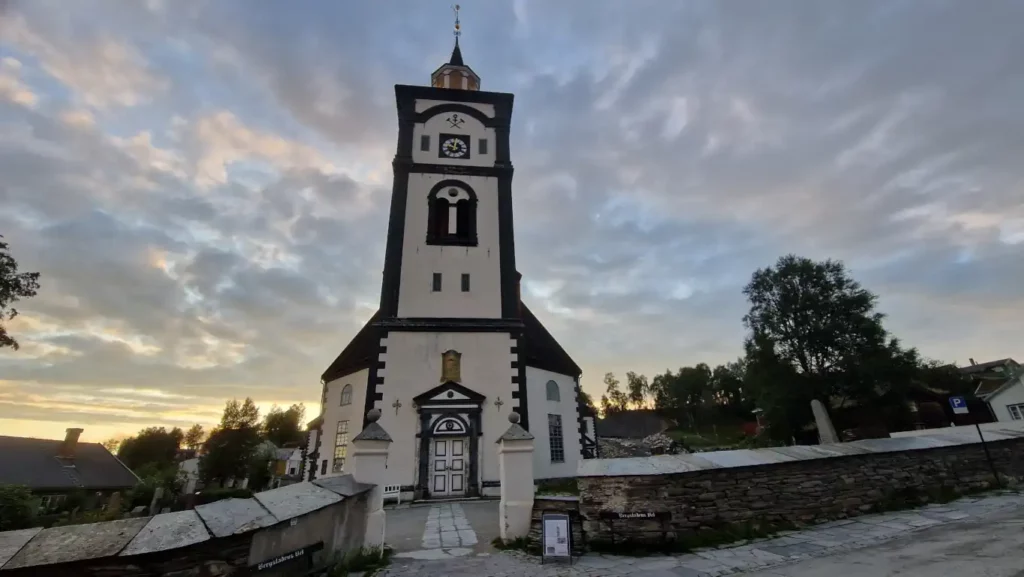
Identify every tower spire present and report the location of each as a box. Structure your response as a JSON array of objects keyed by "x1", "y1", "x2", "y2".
[
  {"x1": 431, "y1": 3, "x2": 479, "y2": 90},
  {"x1": 449, "y1": 4, "x2": 464, "y2": 66}
]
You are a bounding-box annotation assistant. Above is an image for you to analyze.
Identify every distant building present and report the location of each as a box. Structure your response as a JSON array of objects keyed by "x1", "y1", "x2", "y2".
[
  {"x1": 964, "y1": 357, "x2": 1024, "y2": 422},
  {"x1": 0, "y1": 428, "x2": 139, "y2": 512},
  {"x1": 595, "y1": 409, "x2": 675, "y2": 439}
]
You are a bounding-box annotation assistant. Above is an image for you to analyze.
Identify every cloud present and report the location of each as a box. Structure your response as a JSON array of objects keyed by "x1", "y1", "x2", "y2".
[{"x1": 0, "y1": 0, "x2": 1023, "y2": 440}]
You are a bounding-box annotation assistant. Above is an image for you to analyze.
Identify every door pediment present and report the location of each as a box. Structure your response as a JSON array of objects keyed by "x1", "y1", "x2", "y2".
[{"x1": 414, "y1": 380, "x2": 486, "y2": 406}]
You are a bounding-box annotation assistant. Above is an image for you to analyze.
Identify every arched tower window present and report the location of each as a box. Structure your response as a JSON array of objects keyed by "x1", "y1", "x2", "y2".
[
  {"x1": 340, "y1": 384, "x2": 353, "y2": 406},
  {"x1": 546, "y1": 380, "x2": 560, "y2": 402},
  {"x1": 427, "y1": 181, "x2": 478, "y2": 246}
]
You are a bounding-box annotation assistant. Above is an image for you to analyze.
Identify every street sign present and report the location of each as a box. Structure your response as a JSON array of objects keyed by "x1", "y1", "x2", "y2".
[{"x1": 949, "y1": 396, "x2": 969, "y2": 415}]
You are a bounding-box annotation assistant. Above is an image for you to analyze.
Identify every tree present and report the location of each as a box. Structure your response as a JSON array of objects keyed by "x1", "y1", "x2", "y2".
[
  {"x1": 220, "y1": 398, "x2": 260, "y2": 429},
  {"x1": 625, "y1": 371, "x2": 650, "y2": 409},
  {"x1": 101, "y1": 437, "x2": 124, "y2": 454},
  {"x1": 741, "y1": 254, "x2": 917, "y2": 439},
  {"x1": 184, "y1": 424, "x2": 206, "y2": 452},
  {"x1": 117, "y1": 426, "x2": 184, "y2": 472},
  {"x1": 599, "y1": 372, "x2": 629, "y2": 415},
  {"x1": 654, "y1": 364, "x2": 713, "y2": 429},
  {"x1": 261, "y1": 404, "x2": 306, "y2": 447},
  {"x1": 0, "y1": 235, "x2": 41, "y2": 350},
  {"x1": 199, "y1": 398, "x2": 262, "y2": 487},
  {"x1": 0, "y1": 485, "x2": 35, "y2": 530}
]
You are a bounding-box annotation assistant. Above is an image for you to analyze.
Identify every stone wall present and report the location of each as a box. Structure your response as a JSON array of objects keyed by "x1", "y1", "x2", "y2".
[
  {"x1": 0, "y1": 475, "x2": 373, "y2": 576},
  {"x1": 578, "y1": 427, "x2": 1024, "y2": 545}
]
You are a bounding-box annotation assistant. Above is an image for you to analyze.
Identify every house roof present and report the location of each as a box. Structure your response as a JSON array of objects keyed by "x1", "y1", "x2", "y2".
[
  {"x1": 596, "y1": 410, "x2": 673, "y2": 439},
  {"x1": 0, "y1": 436, "x2": 139, "y2": 491},
  {"x1": 960, "y1": 358, "x2": 1021, "y2": 399},
  {"x1": 960, "y1": 358, "x2": 1017, "y2": 375}
]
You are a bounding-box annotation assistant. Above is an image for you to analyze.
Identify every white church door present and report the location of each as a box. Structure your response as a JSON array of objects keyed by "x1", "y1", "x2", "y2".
[{"x1": 431, "y1": 437, "x2": 467, "y2": 497}]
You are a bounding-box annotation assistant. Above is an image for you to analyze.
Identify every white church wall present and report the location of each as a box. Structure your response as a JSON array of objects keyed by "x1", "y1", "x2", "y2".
[
  {"x1": 397, "y1": 173, "x2": 503, "y2": 319},
  {"x1": 317, "y1": 369, "x2": 369, "y2": 478},
  {"x1": 374, "y1": 331, "x2": 517, "y2": 490},
  {"x1": 525, "y1": 366, "x2": 582, "y2": 480},
  {"x1": 411, "y1": 106, "x2": 496, "y2": 168}
]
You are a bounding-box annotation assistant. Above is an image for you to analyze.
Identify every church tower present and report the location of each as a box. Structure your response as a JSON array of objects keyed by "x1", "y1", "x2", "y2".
[{"x1": 310, "y1": 8, "x2": 595, "y2": 500}]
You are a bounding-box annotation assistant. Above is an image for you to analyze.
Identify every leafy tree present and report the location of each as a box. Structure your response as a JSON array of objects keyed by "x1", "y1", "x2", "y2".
[
  {"x1": 184, "y1": 424, "x2": 206, "y2": 452},
  {"x1": 599, "y1": 372, "x2": 629, "y2": 415},
  {"x1": 0, "y1": 235, "x2": 41, "y2": 350},
  {"x1": 246, "y1": 445, "x2": 275, "y2": 492},
  {"x1": 199, "y1": 398, "x2": 262, "y2": 487},
  {"x1": 625, "y1": 371, "x2": 650, "y2": 409},
  {"x1": 101, "y1": 437, "x2": 124, "y2": 454},
  {"x1": 117, "y1": 426, "x2": 184, "y2": 472},
  {"x1": 261, "y1": 403, "x2": 306, "y2": 447},
  {"x1": 742, "y1": 254, "x2": 917, "y2": 439},
  {"x1": 220, "y1": 398, "x2": 260, "y2": 429},
  {"x1": 654, "y1": 364, "x2": 713, "y2": 429},
  {"x1": 0, "y1": 485, "x2": 36, "y2": 530}
]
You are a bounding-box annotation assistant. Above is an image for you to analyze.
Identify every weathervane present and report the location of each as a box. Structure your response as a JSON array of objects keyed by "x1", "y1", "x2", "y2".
[{"x1": 453, "y1": 4, "x2": 461, "y2": 40}]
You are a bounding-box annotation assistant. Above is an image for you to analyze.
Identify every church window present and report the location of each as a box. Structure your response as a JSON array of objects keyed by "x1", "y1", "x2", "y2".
[
  {"x1": 420, "y1": 134, "x2": 430, "y2": 151},
  {"x1": 478, "y1": 138, "x2": 488, "y2": 154},
  {"x1": 427, "y1": 183, "x2": 478, "y2": 246},
  {"x1": 320, "y1": 460, "x2": 327, "y2": 475},
  {"x1": 340, "y1": 384, "x2": 352, "y2": 406},
  {"x1": 546, "y1": 380, "x2": 560, "y2": 402},
  {"x1": 333, "y1": 420, "x2": 349, "y2": 473},
  {"x1": 461, "y1": 273, "x2": 470, "y2": 292},
  {"x1": 548, "y1": 414, "x2": 565, "y2": 463},
  {"x1": 432, "y1": 273, "x2": 442, "y2": 292}
]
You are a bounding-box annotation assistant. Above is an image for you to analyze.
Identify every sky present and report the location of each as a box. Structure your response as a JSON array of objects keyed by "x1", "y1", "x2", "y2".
[{"x1": 1, "y1": 0, "x2": 1023, "y2": 442}]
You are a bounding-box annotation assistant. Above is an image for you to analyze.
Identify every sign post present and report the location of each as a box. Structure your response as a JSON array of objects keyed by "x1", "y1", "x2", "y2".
[
  {"x1": 949, "y1": 396, "x2": 1001, "y2": 488},
  {"x1": 540, "y1": 512, "x2": 572, "y2": 564}
]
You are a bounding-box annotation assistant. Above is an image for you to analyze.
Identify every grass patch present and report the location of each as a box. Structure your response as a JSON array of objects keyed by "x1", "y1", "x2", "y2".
[
  {"x1": 535, "y1": 478, "x2": 580, "y2": 496},
  {"x1": 588, "y1": 518, "x2": 799, "y2": 556},
  {"x1": 325, "y1": 545, "x2": 394, "y2": 576},
  {"x1": 492, "y1": 536, "x2": 541, "y2": 555}
]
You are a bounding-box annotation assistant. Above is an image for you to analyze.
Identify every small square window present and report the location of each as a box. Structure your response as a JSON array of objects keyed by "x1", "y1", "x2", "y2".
[
  {"x1": 478, "y1": 139, "x2": 488, "y2": 154},
  {"x1": 1009, "y1": 404, "x2": 1024, "y2": 421},
  {"x1": 420, "y1": 134, "x2": 430, "y2": 151},
  {"x1": 461, "y1": 273, "x2": 470, "y2": 292},
  {"x1": 432, "y1": 273, "x2": 442, "y2": 292}
]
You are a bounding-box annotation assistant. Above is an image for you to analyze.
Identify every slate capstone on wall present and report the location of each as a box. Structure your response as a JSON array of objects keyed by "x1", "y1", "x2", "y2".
[{"x1": 0, "y1": 475, "x2": 373, "y2": 576}]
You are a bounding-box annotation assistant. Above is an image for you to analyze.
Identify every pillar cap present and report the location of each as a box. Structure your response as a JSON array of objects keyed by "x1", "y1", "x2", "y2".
[{"x1": 353, "y1": 409, "x2": 392, "y2": 442}]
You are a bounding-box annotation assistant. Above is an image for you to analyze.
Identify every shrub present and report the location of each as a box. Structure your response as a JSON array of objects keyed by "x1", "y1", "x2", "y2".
[
  {"x1": 194, "y1": 487, "x2": 253, "y2": 506},
  {"x1": 0, "y1": 485, "x2": 36, "y2": 530}
]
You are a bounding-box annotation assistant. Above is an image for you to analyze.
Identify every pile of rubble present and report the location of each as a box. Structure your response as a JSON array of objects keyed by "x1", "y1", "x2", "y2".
[{"x1": 597, "y1": 433, "x2": 689, "y2": 458}]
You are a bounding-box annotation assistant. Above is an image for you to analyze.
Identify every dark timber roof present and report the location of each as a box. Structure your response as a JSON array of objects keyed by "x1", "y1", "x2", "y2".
[
  {"x1": 0, "y1": 436, "x2": 139, "y2": 491},
  {"x1": 520, "y1": 302, "x2": 582, "y2": 377},
  {"x1": 321, "y1": 302, "x2": 581, "y2": 382},
  {"x1": 321, "y1": 309, "x2": 382, "y2": 383}
]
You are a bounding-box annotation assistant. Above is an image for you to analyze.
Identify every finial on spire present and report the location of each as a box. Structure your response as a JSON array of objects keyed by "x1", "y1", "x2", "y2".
[{"x1": 453, "y1": 4, "x2": 461, "y2": 41}]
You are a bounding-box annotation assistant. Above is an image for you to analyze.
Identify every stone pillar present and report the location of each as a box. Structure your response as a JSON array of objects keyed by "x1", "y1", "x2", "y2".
[
  {"x1": 349, "y1": 408, "x2": 393, "y2": 548},
  {"x1": 497, "y1": 412, "x2": 534, "y2": 540},
  {"x1": 811, "y1": 399, "x2": 839, "y2": 444}
]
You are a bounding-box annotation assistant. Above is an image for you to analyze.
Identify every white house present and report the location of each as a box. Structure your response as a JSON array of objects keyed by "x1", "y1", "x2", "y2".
[
  {"x1": 305, "y1": 36, "x2": 596, "y2": 501},
  {"x1": 964, "y1": 357, "x2": 1024, "y2": 422}
]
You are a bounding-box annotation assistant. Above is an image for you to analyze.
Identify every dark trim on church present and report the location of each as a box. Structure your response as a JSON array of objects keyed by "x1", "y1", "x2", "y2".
[
  {"x1": 401, "y1": 162, "x2": 513, "y2": 178},
  {"x1": 375, "y1": 317, "x2": 525, "y2": 332}
]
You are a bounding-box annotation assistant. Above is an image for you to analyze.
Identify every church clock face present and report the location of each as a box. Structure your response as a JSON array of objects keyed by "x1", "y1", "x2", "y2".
[{"x1": 439, "y1": 133, "x2": 471, "y2": 159}]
